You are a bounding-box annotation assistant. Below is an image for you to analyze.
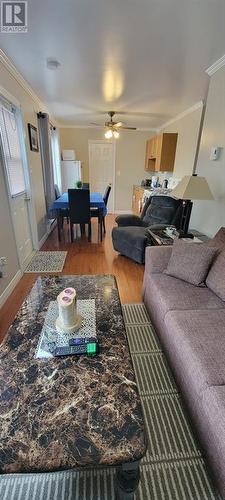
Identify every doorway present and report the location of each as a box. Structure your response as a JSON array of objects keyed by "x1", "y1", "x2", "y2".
[
  {"x1": 0, "y1": 100, "x2": 34, "y2": 270},
  {"x1": 88, "y1": 140, "x2": 115, "y2": 213}
]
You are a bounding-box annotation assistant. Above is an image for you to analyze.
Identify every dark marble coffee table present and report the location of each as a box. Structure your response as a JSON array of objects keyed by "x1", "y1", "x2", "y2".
[{"x1": 0, "y1": 275, "x2": 146, "y2": 499}]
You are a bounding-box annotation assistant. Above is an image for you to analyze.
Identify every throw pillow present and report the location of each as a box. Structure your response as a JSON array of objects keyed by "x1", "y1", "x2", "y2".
[
  {"x1": 164, "y1": 239, "x2": 218, "y2": 286},
  {"x1": 206, "y1": 227, "x2": 225, "y2": 249},
  {"x1": 206, "y1": 250, "x2": 225, "y2": 300}
]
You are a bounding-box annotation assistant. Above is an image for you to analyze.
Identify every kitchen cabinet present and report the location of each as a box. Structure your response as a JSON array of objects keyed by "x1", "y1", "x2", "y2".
[
  {"x1": 145, "y1": 133, "x2": 178, "y2": 172},
  {"x1": 132, "y1": 186, "x2": 145, "y2": 215}
]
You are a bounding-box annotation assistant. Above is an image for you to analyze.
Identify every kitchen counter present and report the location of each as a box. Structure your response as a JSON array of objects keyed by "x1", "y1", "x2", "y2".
[
  {"x1": 132, "y1": 185, "x2": 173, "y2": 215},
  {"x1": 134, "y1": 185, "x2": 173, "y2": 194}
]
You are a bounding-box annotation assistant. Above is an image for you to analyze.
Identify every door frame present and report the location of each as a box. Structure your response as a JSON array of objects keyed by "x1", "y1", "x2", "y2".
[
  {"x1": 88, "y1": 139, "x2": 116, "y2": 213},
  {"x1": 0, "y1": 86, "x2": 36, "y2": 270}
]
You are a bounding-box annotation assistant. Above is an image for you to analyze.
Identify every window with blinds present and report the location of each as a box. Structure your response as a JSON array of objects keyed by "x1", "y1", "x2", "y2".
[{"x1": 0, "y1": 105, "x2": 26, "y2": 196}]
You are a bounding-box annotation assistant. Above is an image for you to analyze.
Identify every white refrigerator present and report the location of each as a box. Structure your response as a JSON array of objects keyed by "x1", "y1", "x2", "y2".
[{"x1": 61, "y1": 160, "x2": 82, "y2": 191}]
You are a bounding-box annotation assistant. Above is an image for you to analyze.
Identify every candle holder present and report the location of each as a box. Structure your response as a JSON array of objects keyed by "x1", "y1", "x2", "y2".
[{"x1": 56, "y1": 287, "x2": 82, "y2": 333}]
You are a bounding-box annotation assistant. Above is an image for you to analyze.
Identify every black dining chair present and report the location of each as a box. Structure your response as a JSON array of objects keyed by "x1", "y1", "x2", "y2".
[
  {"x1": 54, "y1": 184, "x2": 69, "y2": 225},
  {"x1": 68, "y1": 189, "x2": 91, "y2": 242},
  {"x1": 82, "y1": 182, "x2": 90, "y2": 189},
  {"x1": 90, "y1": 184, "x2": 111, "y2": 239},
  {"x1": 102, "y1": 185, "x2": 111, "y2": 233}
]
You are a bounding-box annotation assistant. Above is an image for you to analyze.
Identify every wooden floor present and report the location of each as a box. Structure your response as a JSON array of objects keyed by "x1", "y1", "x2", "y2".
[{"x1": 0, "y1": 215, "x2": 144, "y2": 342}]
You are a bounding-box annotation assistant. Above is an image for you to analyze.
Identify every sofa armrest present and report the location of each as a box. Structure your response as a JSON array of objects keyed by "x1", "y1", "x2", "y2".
[
  {"x1": 115, "y1": 214, "x2": 144, "y2": 227},
  {"x1": 145, "y1": 246, "x2": 173, "y2": 274}
]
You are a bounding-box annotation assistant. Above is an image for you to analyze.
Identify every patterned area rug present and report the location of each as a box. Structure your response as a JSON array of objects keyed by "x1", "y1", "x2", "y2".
[
  {"x1": 25, "y1": 251, "x2": 67, "y2": 273},
  {"x1": 0, "y1": 304, "x2": 221, "y2": 500}
]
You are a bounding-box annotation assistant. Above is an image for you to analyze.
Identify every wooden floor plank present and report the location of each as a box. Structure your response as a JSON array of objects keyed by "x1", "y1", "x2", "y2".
[{"x1": 0, "y1": 215, "x2": 144, "y2": 342}]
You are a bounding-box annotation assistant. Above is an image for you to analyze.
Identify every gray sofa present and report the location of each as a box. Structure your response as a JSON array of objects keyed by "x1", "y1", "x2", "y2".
[{"x1": 143, "y1": 243, "x2": 225, "y2": 497}]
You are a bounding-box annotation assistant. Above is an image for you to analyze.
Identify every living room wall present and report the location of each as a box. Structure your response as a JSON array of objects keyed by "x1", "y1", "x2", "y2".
[
  {"x1": 0, "y1": 54, "x2": 50, "y2": 305},
  {"x1": 59, "y1": 127, "x2": 153, "y2": 212},
  {"x1": 160, "y1": 104, "x2": 203, "y2": 178},
  {"x1": 191, "y1": 64, "x2": 225, "y2": 237},
  {"x1": 0, "y1": 59, "x2": 47, "y2": 244}
]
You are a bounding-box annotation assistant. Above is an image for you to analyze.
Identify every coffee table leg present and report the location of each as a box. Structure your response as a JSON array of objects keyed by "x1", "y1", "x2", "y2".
[{"x1": 115, "y1": 461, "x2": 140, "y2": 500}]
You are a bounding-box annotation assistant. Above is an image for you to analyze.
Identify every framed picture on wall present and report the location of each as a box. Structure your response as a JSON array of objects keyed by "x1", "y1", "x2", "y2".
[{"x1": 28, "y1": 123, "x2": 39, "y2": 152}]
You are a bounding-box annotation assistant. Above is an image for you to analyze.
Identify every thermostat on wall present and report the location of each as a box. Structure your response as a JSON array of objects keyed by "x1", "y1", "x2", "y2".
[{"x1": 210, "y1": 146, "x2": 220, "y2": 161}]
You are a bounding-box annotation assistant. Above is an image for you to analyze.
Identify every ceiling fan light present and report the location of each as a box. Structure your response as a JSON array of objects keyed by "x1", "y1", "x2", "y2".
[
  {"x1": 105, "y1": 129, "x2": 113, "y2": 139},
  {"x1": 113, "y1": 130, "x2": 119, "y2": 139}
]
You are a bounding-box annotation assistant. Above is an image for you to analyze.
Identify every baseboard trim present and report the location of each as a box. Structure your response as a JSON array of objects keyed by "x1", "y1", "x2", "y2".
[
  {"x1": 38, "y1": 220, "x2": 57, "y2": 249},
  {"x1": 0, "y1": 270, "x2": 23, "y2": 309},
  {"x1": 115, "y1": 210, "x2": 132, "y2": 215},
  {"x1": 38, "y1": 232, "x2": 49, "y2": 249}
]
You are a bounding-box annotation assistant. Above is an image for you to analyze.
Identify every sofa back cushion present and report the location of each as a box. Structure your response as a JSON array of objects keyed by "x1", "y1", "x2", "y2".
[
  {"x1": 164, "y1": 239, "x2": 217, "y2": 286},
  {"x1": 207, "y1": 227, "x2": 225, "y2": 249},
  {"x1": 206, "y1": 250, "x2": 225, "y2": 300},
  {"x1": 142, "y1": 196, "x2": 181, "y2": 227}
]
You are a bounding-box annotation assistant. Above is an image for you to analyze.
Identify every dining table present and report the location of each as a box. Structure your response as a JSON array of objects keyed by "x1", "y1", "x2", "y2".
[{"x1": 51, "y1": 191, "x2": 107, "y2": 241}]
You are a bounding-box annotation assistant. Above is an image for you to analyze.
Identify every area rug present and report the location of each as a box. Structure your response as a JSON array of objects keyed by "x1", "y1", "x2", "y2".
[
  {"x1": 0, "y1": 304, "x2": 221, "y2": 500},
  {"x1": 25, "y1": 251, "x2": 67, "y2": 273}
]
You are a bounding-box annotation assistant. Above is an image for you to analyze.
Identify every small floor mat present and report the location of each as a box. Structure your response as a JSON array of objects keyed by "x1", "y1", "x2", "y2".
[{"x1": 25, "y1": 251, "x2": 67, "y2": 273}]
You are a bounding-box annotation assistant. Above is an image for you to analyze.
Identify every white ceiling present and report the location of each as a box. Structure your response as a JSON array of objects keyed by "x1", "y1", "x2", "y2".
[{"x1": 0, "y1": 0, "x2": 225, "y2": 129}]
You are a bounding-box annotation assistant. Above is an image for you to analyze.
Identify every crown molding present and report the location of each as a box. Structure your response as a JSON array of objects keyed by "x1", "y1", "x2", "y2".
[
  {"x1": 157, "y1": 101, "x2": 204, "y2": 132},
  {"x1": 58, "y1": 124, "x2": 105, "y2": 129},
  {"x1": 137, "y1": 127, "x2": 157, "y2": 132},
  {"x1": 0, "y1": 49, "x2": 49, "y2": 113},
  {"x1": 58, "y1": 123, "x2": 157, "y2": 132},
  {"x1": 206, "y1": 54, "x2": 225, "y2": 76}
]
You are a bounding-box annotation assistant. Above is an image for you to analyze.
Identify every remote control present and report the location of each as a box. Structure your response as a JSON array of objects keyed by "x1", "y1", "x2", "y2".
[
  {"x1": 69, "y1": 337, "x2": 97, "y2": 346},
  {"x1": 54, "y1": 342, "x2": 99, "y2": 357}
]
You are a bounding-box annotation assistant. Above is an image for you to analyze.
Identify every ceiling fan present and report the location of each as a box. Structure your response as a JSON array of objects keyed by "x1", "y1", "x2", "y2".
[{"x1": 91, "y1": 111, "x2": 137, "y2": 139}]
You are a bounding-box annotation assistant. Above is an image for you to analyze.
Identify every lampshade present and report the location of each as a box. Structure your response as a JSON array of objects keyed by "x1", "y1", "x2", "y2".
[{"x1": 171, "y1": 175, "x2": 213, "y2": 200}]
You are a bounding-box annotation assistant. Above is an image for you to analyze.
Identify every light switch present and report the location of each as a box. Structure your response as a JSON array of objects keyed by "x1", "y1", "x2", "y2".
[{"x1": 210, "y1": 146, "x2": 220, "y2": 161}]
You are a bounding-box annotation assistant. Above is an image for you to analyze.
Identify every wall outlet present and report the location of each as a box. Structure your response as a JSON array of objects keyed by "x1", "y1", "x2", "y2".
[
  {"x1": 0, "y1": 257, "x2": 7, "y2": 278},
  {"x1": 0, "y1": 257, "x2": 7, "y2": 266}
]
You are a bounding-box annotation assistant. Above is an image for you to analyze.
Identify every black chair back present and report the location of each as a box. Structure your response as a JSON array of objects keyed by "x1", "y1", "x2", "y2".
[
  {"x1": 82, "y1": 182, "x2": 90, "y2": 189},
  {"x1": 103, "y1": 185, "x2": 111, "y2": 207},
  {"x1": 68, "y1": 189, "x2": 91, "y2": 224},
  {"x1": 54, "y1": 184, "x2": 61, "y2": 199}
]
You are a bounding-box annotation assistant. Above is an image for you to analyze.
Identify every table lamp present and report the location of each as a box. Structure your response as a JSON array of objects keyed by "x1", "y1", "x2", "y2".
[{"x1": 171, "y1": 174, "x2": 213, "y2": 236}]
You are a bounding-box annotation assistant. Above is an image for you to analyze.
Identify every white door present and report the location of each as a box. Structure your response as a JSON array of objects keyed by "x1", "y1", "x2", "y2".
[
  {"x1": 89, "y1": 141, "x2": 115, "y2": 213},
  {"x1": 10, "y1": 194, "x2": 33, "y2": 269},
  {"x1": 0, "y1": 105, "x2": 33, "y2": 270}
]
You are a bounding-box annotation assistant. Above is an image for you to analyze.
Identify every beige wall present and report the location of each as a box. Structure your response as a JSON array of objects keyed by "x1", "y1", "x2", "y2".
[
  {"x1": 161, "y1": 105, "x2": 203, "y2": 178},
  {"x1": 191, "y1": 66, "x2": 225, "y2": 237},
  {"x1": 0, "y1": 61, "x2": 47, "y2": 242},
  {"x1": 0, "y1": 59, "x2": 49, "y2": 303},
  {"x1": 59, "y1": 127, "x2": 152, "y2": 211}
]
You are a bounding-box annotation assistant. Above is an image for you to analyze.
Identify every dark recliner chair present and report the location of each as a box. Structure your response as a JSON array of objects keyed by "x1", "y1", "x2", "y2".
[{"x1": 112, "y1": 195, "x2": 182, "y2": 264}]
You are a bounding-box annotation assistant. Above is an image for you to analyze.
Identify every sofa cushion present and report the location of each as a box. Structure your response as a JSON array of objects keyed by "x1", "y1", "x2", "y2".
[
  {"x1": 164, "y1": 309, "x2": 225, "y2": 399},
  {"x1": 207, "y1": 226, "x2": 225, "y2": 248},
  {"x1": 142, "y1": 196, "x2": 181, "y2": 226},
  {"x1": 206, "y1": 250, "x2": 225, "y2": 301},
  {"x1": 143, "y1": 273, "x2": 224, "y2": 325},
  {"x1": 200, "y1": 386, "x2": 225, "y2": 492},
  {"x1": 164, "y1": 239, "x2": 217, "y2": 286}
]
